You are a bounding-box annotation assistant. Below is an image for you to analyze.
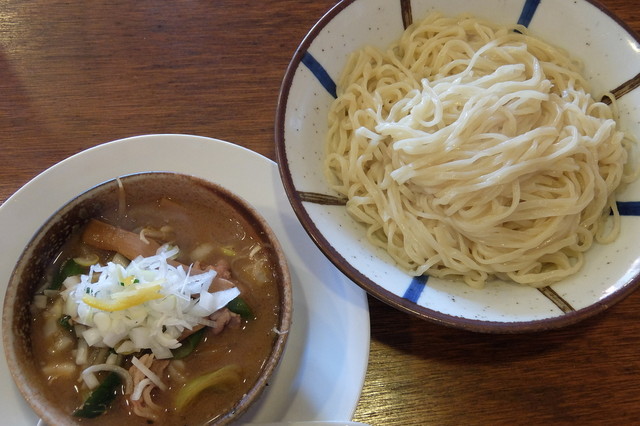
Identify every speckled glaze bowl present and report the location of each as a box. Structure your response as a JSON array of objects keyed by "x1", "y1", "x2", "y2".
[
  {"x1": 275, "y1": 0, "x2": 640, "y2": 332},
  {"x1": 3, "y1": 172, "x2": 292, "y2": 425}
]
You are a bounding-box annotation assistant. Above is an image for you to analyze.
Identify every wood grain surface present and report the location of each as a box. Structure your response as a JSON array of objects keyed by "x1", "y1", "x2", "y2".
[{"x1": 1, "y1": 1, "x2": 639, "y2": 425}]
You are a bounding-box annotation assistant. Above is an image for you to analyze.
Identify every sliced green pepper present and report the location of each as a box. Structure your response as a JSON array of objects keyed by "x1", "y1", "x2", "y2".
[
  {"x1": 49, "y1": 259, "x2": 86, "y2": 290},
  {"x1": 174, "y1": 364, "x2": 242, "y2": 411},
  {"x1": 172, "y1": 327, "x2": 206, "y2": 360},
  {"x1": 72, "y1": 372, "x2": 121, "y2": 418},
  {"x1": 226, "y1": 296, "x2": 254, "y2": 320}
]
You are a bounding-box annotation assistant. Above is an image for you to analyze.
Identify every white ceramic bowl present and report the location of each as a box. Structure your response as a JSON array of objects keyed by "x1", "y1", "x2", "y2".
[{"x1": 275, "y1": 0, "x2": 640, "y2": 332}]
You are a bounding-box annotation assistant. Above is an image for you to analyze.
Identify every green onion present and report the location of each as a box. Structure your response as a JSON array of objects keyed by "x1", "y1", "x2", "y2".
[
  {"x1": 221, "y1": 247, "x2": 236, "y2": 257},
  {"x1": 226, "y1": 296, "x2": 254, "y2": 320},
  {"x1": 58, "y1": 315, "x2": 73, "y2": 332},
  {"x1": 171, "y1": 327, "x2": 206, "y2": 360},
  {"x1": 175, "y1": 364, "x2": 242, "y2": 411},
  {"x1": 72, "y1": 372, "x2": 121, "y2": 418},
  {"x1": 49, "y1": 259, "x2": 86, "y2": 290}
]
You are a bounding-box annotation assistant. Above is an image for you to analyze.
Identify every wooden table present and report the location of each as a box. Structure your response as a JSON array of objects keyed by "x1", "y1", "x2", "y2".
[{"x1": 1, "y1": 1, "x2": 639, "y2": 424}]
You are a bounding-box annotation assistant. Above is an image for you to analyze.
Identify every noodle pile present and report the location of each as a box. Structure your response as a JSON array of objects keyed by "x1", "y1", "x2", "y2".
[{"x1": 324, "y1": 13, "x2": 636, "y2": 288}]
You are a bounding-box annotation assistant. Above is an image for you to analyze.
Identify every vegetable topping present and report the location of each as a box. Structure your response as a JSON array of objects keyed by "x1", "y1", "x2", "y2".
[{"x1": 60, "y1": 245, "x2": 240, "y2": 359}]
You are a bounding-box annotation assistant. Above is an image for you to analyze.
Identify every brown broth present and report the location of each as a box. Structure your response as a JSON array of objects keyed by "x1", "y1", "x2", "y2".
[{"x1": 29, "y1": 178, "x2": 283, "y2": 425}]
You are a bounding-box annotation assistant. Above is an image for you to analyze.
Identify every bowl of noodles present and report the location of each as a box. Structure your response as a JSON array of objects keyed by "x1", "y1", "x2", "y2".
[
  {"x1": 275, "y1": 0, "x2": 640, "y2": 332},
  {"x1": 2, "y1": 172, "x2": 292, "y2": 425}
]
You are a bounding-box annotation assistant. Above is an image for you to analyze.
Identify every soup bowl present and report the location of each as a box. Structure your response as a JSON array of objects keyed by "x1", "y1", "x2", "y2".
[
  {"x1": 275, "y1": 0, "x2": 640, "y2": 332},
  {"x1": 3, "y1": 171, "x2": 292, "y2": 425}
]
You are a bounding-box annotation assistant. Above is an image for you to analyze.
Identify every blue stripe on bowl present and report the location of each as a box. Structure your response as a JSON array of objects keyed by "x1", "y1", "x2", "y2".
[
  {"x1": 517, "y1": 0, "x2": 541, "y2": 27},
  {"x1": 617, "y1": 201, "x2": 640, "y2": 216},
  {"x1": 403, "y1": 275, "x2": 428, "y2": 303},
  {"x1": 301, "y1": 51, "x2": 337, "y2": 98}
]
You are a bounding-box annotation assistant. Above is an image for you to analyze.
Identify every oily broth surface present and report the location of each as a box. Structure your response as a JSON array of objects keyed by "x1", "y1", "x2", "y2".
[{"x1": 29, "y1": 177, "x2": 282, "y2": 425}]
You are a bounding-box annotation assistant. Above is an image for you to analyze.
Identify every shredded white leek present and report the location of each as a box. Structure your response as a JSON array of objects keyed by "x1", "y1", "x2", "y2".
[
  {"x1": 82, "y1": 372, "x2": 100, "y2": 390},
  {"x1": 131, "y1": 378, "x2": 152, "y2": 401},
  {"x1": 75, "y1": 338, "x2": 89, "y2": 365},
  {"x1": 42, "y1": 362, "x2": 77, "y2": 379},
  {"x1": 131, "y1": 356, "x2": 167, "y2": 391},
  {"x1": 62, "y1": 245, "x2": 240, "y2": 359}
]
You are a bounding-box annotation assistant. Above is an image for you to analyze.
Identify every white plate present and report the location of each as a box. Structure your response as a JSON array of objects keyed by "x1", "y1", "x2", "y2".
[{"x1": 0, "y1": 134, "x2": 370, "y2": 424}]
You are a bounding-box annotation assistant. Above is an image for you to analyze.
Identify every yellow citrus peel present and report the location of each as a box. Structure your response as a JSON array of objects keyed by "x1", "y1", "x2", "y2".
[{"x1": 82, "y1": 284, "x2": 163, "y2": 312}]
